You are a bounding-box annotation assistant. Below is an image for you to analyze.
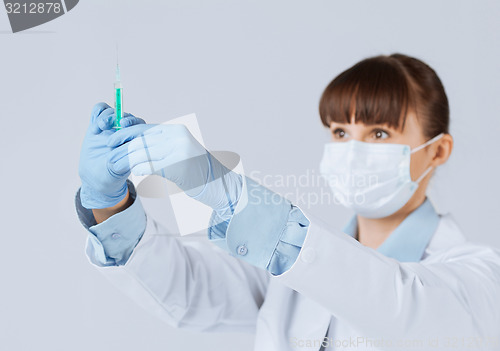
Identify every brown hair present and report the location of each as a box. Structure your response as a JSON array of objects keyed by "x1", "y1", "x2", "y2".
[{"x1": 319, "y1": 53, "x2": 449, "y2": 138}]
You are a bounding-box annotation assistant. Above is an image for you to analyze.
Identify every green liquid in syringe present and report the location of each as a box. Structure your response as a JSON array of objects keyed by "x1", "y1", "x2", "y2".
[{"x1": 114, "y1": 86, "x2": 122, "y2": 129}]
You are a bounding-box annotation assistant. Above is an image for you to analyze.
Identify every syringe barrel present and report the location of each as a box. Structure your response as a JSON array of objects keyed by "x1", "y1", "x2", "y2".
[{"x1": 114, "y1": 81, "x2": 123, "y2": 129}]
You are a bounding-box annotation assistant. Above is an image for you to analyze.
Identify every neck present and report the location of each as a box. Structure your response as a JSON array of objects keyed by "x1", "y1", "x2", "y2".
[{"x1": 356, "y1": 196, "x2": 426, "y2": 249}]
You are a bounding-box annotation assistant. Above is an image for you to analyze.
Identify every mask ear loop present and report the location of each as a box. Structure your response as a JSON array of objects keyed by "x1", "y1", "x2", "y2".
[
  {"x1": 411, "y1": 133, "x2": 445, "y2": 183},
  {"x1": 416, "y1": 165, "x2": 434, "y2": 183},
  {"x1": 410, "y1": 133, "x2": 444, "y2": 154}
]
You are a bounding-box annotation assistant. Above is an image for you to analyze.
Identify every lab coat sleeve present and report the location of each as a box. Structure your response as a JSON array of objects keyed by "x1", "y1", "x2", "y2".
[
  {"x1": 272, "y1": 212, "x2": 500, "y2": 348},
  {"x1": 207, "y1": 176, "x2": 310, "y2": 275},
  {"x1": 75, "y1": 180, "x2": 146, "y2": 266},
  {"x1": 75, "y1": 181, "x2": 270, "y2": 333}
]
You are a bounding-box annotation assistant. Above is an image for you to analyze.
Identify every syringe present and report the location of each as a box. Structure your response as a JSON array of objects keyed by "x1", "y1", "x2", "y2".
[{"x1": 113, "y1": 59, "x2": 123, "y2": 130}]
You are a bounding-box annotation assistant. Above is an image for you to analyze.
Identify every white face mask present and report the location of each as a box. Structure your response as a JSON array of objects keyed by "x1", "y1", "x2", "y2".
[{"x1": 319, "y1": 133, "x2": 444, "y2": 219}]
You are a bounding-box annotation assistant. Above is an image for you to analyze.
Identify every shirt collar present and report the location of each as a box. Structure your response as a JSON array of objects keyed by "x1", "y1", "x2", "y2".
[{"x1": 342, "y1": 198, "x2": 440, "y2": 262}]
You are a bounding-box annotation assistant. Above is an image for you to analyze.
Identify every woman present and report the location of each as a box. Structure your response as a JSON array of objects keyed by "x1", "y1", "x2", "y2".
[{"x1": 76, "y1": 53, "x2": 500, "y2": 350}]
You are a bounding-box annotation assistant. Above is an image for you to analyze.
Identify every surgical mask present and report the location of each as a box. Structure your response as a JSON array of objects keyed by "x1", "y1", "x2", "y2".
[{"x1": 319, "y1": 133, "x2": 444, "y2": 219}]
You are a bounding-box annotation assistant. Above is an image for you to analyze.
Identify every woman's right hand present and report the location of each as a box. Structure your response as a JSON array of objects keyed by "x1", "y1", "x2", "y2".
[{"x1": 78, "y1": 102, "x2": 145, "y2": 209}]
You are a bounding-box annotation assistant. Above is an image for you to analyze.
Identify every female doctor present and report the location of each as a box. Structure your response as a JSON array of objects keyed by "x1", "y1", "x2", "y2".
[{"x1": 76, "y1": 53, "x2": 500, "y2": 350}]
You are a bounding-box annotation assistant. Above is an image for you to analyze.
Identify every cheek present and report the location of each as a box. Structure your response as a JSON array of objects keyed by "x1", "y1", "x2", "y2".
[{"x1": 409, "y1": 152, "x2": 431, "y2": 181}]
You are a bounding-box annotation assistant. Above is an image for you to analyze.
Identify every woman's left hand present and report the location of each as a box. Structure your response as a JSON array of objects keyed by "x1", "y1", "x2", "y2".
[{"x1": 107, "y1": 123, "x2": 242, "y2": 214}]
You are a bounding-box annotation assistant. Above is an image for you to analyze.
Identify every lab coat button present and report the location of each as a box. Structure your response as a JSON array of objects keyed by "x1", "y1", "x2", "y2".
[
  {"x1": 111, "y1": 233, "x2": 121, "y2": 239},
  {"x1": 236, "y1": 245, "x2": 248, "y2": 256},
  {"x1": 300, "y1": 248, "x2": 316, "y2": 263}
]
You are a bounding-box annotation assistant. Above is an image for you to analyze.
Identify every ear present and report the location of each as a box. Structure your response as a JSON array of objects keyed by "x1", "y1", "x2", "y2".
[{"x1": 431, "y1": 133, "x2": 453, "y2": 167}]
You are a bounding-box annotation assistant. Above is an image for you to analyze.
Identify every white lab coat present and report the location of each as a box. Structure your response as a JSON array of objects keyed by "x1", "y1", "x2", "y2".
[{"x1": 86, "y1": 209, "x2": 500, "y2": 351}]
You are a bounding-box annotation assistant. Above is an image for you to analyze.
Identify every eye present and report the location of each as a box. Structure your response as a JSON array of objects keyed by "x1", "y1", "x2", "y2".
[
  {"x1": 332, "y1": 128, "x2": 349, "y2": 140},
  {"x1": 371, "y1": 128, "x2": 390, "y2": 140}
]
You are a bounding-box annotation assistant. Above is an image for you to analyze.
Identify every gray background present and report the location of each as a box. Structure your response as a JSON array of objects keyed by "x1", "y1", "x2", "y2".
[{"x1": 1, "y1": 0, "x2": 499, "y2": 350}]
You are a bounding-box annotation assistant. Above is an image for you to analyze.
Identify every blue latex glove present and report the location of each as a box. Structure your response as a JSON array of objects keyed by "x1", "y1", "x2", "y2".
[
  {"x1": 79, "y1": 102, "x2": 145, "y2": 209},
  {"x1": 107, "y1": 124, "x2": 242, "y2": 219}
]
